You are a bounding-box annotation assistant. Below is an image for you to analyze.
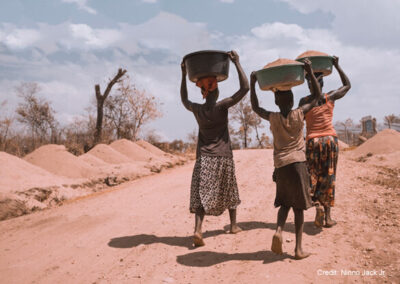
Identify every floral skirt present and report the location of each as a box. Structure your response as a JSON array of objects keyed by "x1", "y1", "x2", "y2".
[
  {"x1": 190, "y1": 155, "x2": 240, "y2": 216},
  {"x1": 306, "y1": 136, "x2": 339, "y2": 207}
]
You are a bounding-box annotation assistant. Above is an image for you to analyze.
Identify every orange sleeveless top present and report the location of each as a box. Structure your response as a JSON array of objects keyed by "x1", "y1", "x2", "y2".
[{"x1": 305, "y1": 94, "x2": 337, "y2": 141}]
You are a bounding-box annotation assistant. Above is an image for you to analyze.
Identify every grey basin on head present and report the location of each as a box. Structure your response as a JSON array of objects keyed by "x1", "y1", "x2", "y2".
[{"x1": 183, "y1": 50, "x2": 230, "y2": 83}]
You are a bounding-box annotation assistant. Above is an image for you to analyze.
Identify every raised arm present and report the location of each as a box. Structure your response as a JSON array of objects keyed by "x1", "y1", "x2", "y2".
[
  {"x1": 250, "y1": 72, "x2": 272, "y2": 121},
  {"x1": 300, "y1": 59, "x2": 321, "y2": 115},
  {"x1": 180, "y1": 61, "x2": 195, "y2": 112},
  {"x1": 217, "y1": 50, "x2": 249, "y2": 109},
  {"x1": 327, "y1": 56, "x2": 351, "y2": 101}
]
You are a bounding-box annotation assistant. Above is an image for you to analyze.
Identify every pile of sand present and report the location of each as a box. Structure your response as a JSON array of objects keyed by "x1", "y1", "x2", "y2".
[
  {"x1": 135, "y1": 140, "x2": 167, "y2": 156},
  {"x1": 110, "y1": 139, "x2": 159, "y2": 162},
  {"x1": 264, "y1": 58, "x2": 301, "y2": 69},
  {"x1": 136, "y1": 140, "x2": 187, "y2": 167},
  {"x1": 338, "y1": 139, "x2": 349, "y2": 150},
  {"x1": 352, "y1": 129, "x2": 400, "y2": 156},
  {"x1": 78, "y1": 153, "x2": 109, "y2": 167},
  {"x1": 296, "y1": 50, "x2": 329, "y2": 59},
  {"x1": 84, "y1": 144, "x2": 132, "y2": 164},
  {"x1": 0, "y1": 152, "x2": 69, "y2": 193},
  {"x1": 24, "y1": 144, "x2": 98, "y2": 179}
]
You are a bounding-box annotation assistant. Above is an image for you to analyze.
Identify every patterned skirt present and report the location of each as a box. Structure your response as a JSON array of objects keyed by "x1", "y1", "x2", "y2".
[
  {"x1": 306, "y1": 136, "x2": 339, "y2": 207},
  {"x1": 190, "y1": 155, "x2": 241, "y2": 216}
]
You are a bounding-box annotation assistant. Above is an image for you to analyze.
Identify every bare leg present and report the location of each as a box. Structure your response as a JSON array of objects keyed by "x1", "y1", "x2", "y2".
[
  {"x1": 324, "y1": 206, "x2": 337, "y2": 227},
  {"x1": 314, "y1": 202, "x2": 324, "y2": 228},
  {"x1": 228, "y1": 209, "x2": 242, "y2": 234},
  {"x1": 271, "y1": 205, "x2": 290, "y2": 255},
  {"x1": 193, "y1": 208, "x2": 205, "y2": 246},
  {"x1": 293, "y1": 208, "x2": 311, "y2": 260}
]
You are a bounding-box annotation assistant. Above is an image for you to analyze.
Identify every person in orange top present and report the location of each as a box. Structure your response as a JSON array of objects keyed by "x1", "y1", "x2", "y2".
[{"x1": 298, "y1": 56, "x2": 351, "y2": 228}]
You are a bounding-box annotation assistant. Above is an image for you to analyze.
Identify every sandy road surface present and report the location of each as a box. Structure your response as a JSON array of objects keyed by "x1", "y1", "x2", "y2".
[{"x1": 0, "y1": 149, "x2": 398, "y2": 283}]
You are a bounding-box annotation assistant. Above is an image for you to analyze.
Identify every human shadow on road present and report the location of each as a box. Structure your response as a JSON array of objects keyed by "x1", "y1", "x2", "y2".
[
  {"x1": 225, "y1": 221, "x2": 322, "y2": 236},
  {"x1": 176, "y1": 250, "x2": 292, "y2": 267},
  {"x1": 108, "y1": 221, "x2": 320, "y2": 251},
  {"x1": 108, "y1": 229, "x2": 226, "y2": 250}
]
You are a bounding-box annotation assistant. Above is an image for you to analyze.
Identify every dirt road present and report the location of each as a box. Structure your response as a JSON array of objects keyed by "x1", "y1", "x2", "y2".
[{"x1": 0, "y1": 149, "x2": 398, "y2": 283}]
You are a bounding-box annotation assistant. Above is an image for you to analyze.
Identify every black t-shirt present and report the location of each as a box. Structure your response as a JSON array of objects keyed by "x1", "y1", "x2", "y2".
[{"x1": 191, "y1": 103, "x2": 232, "y2": 158}]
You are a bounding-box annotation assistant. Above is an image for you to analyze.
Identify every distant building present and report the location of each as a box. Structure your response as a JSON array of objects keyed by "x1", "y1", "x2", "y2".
[{"x1": 360, "y1": 115, "x2": 377, "y2": 139}]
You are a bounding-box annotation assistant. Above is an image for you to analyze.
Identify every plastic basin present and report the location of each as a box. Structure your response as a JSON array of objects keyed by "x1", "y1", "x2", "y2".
[
  {"x1": 255, "y1": 63, "x2": 304, "y2": 91},
  {"x1": 183, "y1": 50, "x2": 230, "y2": 83},
  {"x1": 296, "y1": 56, "x2": 333, "y2": 76}
]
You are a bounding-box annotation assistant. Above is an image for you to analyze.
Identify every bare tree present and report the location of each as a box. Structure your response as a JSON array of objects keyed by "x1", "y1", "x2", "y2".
[
  {"x1": 15, "y1": 82, "x2": 58, "y2": 148},
  {"x1": 104, "y1": 79, "x2": 161, "y2": 141},
  {"x1": 336, "y1": 118, "x2": 354, "y2": 144},
  {"x1": 260, "y1": 133, "x2": 270, "y2": 148},
  {"x1": 104, "y1": 87, "x2": 130, "y2": 139},
  {"x1": 228, "y1": 124, "x2": 241, "y2": 150},
  {"x1": 384, "y1": 114, "x2": 396, "y2": 129},
  {"x1": 94, "y1": 68, "x2": 127, "y2": 144},
  {"x1": 250, "y1": 115, "x2": 266, "y2": 148},
  {"x1": 186, "y1": 129, "x2": 197, "y2": 153},
  {"x1": 125, "y1": 82, "x2": 162, "y2": 141},
  {"x1": 230, "y1": 96, "x2": 254, "y2": 148},
  {"x1": 0, "y1": 101, "x2": 13, "y2": 151},
  {"x1": 145, "y1": 130, "x2": 162, "y2": 145}
]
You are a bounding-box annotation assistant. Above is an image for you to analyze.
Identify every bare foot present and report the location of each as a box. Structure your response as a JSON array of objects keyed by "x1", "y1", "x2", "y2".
[
  {"x1": 271, "y1": 232, "x2": 283, "y2": 255},
  {"x1": 294, "y1": 249, "x2": 311, "y2": 260},
  {"x1": 230, "y1": 225, "x2": 242, "y2": 234},
  {"x1": 193, "y1": 232, "x2": 205, "y2": 247},
  {"x1": 325, "y1": 219, "x2": 337, "y2": 228},
  {"x1": 314, "y1": 206, "x2": 324, "y2": 228}
]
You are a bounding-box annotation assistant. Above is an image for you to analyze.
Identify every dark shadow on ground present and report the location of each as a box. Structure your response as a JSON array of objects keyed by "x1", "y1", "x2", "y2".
[
  {"x1": 108, "y1": 221, "x2": 321, "y2": 250},
  {"x1": 108, "y1": 229, "x2": 225, "y2": 250},
  {"x1": 224, "y1": 221, "x2": 322, "y2": 236},
  {"x1": 176, "y1": 250, "x2": 292, "y2": 267}
]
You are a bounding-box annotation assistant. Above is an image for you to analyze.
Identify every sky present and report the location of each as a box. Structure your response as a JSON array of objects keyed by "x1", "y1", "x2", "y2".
[{"x1": 0, "y1": 0, "x2": 399, "y2": 141}]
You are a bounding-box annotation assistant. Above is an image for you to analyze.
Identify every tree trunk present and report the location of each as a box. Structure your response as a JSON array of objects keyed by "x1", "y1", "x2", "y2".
[
  {"x1": 94, "y1": 86, "x2": 104, "y2": 144},
  {"x1": 254, "y1": 125, "x2": 262, "y2": 148},
  {"x1": 93, "y1": 68, "x2": 127, "y2": 144},
  {"x1": 244, "y1": 125, "x2": 248, "y2": 148}
]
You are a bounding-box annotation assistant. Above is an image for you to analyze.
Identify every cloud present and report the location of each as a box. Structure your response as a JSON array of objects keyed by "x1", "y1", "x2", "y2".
[
  {"x1": 61, "y1": 0, "x2": 97, "y2": 14},
  {"x1": 69, "y1": 24, "x2": 122, "y2": 49},
  {"x1": 0, "y1": 12, "x2": 211, "y2": 56},
  {"x1": 141, "y1": 0, "x2": 158, "y2": 3},
  {"x1": 278, "y1": 0, "x2": 400, "y2": 48},
  {"x1": 230, "y1": 21, "x2": 400, "y2": 124},
  {"x1": 220, "y1": 0, "x2": 235, "y2": 3},
  {"x1": 1, "y1": 10, "x2": 399, "y2": 141},
  {"x1": 0, "y1": 12, "x2": 217, "y2": 139},
  {"x1": 0, "y1": 25, "x2": 41, "y2": 49}
]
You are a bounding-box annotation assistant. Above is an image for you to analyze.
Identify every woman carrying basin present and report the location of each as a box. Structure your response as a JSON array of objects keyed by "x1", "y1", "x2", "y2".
[{"x1": 180, "y1": 50, "x2": 249, "y2": 246}]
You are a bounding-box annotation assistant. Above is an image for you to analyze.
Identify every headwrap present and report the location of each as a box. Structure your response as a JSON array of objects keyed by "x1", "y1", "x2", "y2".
[{"x1": 196, "y1": 76, "x2": 218, "y2": 99}]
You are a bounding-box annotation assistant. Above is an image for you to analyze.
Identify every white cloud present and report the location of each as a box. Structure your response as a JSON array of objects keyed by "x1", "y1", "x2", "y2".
[
  {"x1": 62, "y1": 0, "x2": 97, "y2": 14},
  {"x1": 1, "y1": 12, "x2": 211, "y2": 56},
  {"x1": 251, "y1": 22, "x2": 304, "y2": 40},
  {"x1": 1, "y1": 10, "x2": 399, "y2": 141},
  {"x1": 118, "y1": 12, "x2": 211, "y2": 55},
  {"x1": 279, "y1": 0, "x2": 400, "y2": 48},
  {"x1": 69, "y1": 24, "x2": 122, "y2": 49},
  {"x1": 230, "y1": 21, "x2": 400, "y2": 124},
  {"x1": 141, "y1": 0, "x2": 158, "y2": 3},
  {"x1": 220, "y1": 0, "x2": 235, "y2": 3},
  {"x1": 0, "y1": 25, "x2": 41, "y2": 49},
  {"x1": 0, "y1": 12, "x2": 216, "y2": 139}
]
